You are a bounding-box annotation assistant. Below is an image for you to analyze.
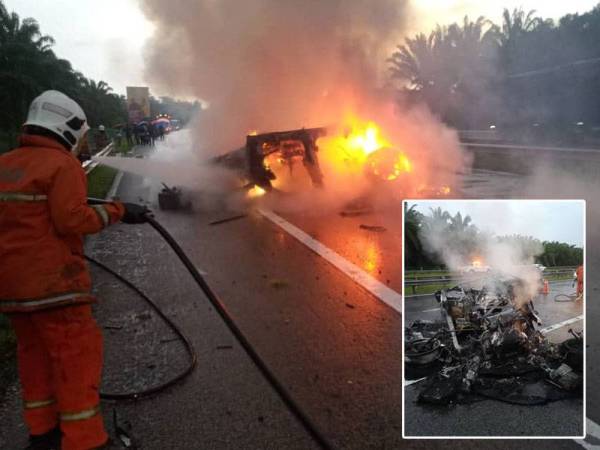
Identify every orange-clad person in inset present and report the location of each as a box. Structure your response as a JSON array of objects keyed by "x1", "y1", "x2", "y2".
[
  {"x1": 575, "y1": 265, "x2": 584, "y2": 298},
  {"x1": 0, "y1": 91, "x2": 148, "y2": 450}
]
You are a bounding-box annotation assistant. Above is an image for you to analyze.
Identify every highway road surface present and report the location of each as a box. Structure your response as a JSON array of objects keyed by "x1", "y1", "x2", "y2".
[{"x1": 1, "y1": 132, "x2": 597, "y2": 449}]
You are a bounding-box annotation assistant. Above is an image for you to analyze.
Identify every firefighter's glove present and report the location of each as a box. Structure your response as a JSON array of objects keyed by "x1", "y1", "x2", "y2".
[{"x1": 122, "y1": 203, "x2": 149, "y2": 224}]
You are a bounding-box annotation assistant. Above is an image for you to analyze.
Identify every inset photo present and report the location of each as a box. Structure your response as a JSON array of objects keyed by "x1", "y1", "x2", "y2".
[{"x1": 403, "y1": 199, "x2": 585, "y2": 438}]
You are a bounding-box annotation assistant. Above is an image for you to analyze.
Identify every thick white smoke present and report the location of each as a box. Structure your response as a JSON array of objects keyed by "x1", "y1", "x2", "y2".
[
  {"x1": 418, "y1": 204, "x2": 545, "y2": 305},
  {"x1": 137, "y1": 0, "x2": 410, "y2": 153}
]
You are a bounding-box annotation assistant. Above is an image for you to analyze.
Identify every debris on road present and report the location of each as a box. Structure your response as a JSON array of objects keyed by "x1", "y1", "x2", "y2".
[
  {"x1": 209, "y1": 214, "x2": 247, "y2": 226},
  {"x1": 345, "y1": 303, "x2": 356, "y2": 309},
  {"x1": 269, "y1": 279, "x2": 289, "y2": 289},
  {"x1": 405, "y1": 277, "x2": 583, "y2": 406},
  {"x1": 216, "y1": 345, "x2": 233, "y2": 350},
  {"x1": 340, "y1": 209, "x2": 372, "y2": 217},
  {"x1": 359, "y1": 224, "x2": 386, "y2": 232},
  {"x1": 158, "y1": 183, "x2": 192, "y2": 211},
  {"x1": 113, "y1": 409, "x2": 136, "y2": 449}
]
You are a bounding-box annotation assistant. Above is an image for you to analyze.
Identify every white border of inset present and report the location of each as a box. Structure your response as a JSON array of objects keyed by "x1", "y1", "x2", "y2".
[{"x1": 401, "y1": 198, "x2": 586, "y2": 440}]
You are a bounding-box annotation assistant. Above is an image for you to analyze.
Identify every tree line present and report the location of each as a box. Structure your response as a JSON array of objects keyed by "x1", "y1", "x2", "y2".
[
  {"x1": 0, "y1": 1, "x2": 199, "y2": 152},
  {"x1": 389, "y1": 5, "x2": 600, "y2": 144},
  {"x1": 404, "y1": 205, "x2": 583, "y2": 269}
]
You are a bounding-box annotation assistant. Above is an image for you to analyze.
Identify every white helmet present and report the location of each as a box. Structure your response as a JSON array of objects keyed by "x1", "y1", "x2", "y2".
[
  {"x1": 24, "y1": 90, "x2": 89, "y2": 149},
  {"x1": 98, "y1": 125, "x2": 105, "y2": 131}
]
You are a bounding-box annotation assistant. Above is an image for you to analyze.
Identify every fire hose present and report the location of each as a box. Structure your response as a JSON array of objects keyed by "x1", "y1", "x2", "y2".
[
  {"x1": 86, "y1": 198, "x2": 332, "y2": 449},
  {"x1": 554, "y1": 293, "x2": 581, "y2": 302}
]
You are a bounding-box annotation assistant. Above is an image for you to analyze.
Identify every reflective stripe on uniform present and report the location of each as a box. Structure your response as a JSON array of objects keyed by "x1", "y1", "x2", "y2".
[
  {"x1": 24, "y1": 398, "x2": 56, "y2": 409},
  {"x1": 0, "y1": 192, "x2": 47, "y2": 202},
  {"x1": 91, "y1": 205, "x2": 110, "y2": 227},
  {"x1": 0, "y1": 292, "x2": 90, "y2": 310},
  {"x1": 60, "y1": 405, "x2": 100, "y2": 422}
]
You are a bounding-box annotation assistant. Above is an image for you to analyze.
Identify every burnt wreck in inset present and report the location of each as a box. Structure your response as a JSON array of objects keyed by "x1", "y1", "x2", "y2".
[{"x1": 405, "y1": 277, "x2": 583, "y2": 406}]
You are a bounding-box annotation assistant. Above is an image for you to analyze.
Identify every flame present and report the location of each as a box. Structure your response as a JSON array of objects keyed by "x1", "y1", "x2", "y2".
[
  {"x1": 248, "y1": 130, "x2": 258, "y2": 136},
  {"x1": 318, "y1": 116, "x2": 413, "y2": 182},
  {"x1": 472, "y1": 259, "x2": 482, "y2": 267},
  {"x1": 247, "y1": 185, "x2": 266, "y2": 198},
  {"x1": 327, "y1": 120, "x2": 390, "y2": 166}
]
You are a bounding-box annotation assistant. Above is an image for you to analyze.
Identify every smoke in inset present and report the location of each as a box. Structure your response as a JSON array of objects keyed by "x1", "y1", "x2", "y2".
[{"x1": 418, "y1": 205, "x2": 545, "y2": 306}]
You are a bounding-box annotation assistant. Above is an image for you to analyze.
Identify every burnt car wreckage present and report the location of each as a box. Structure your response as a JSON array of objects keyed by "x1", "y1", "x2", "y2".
[
  {"x1": 212, "y1": 127, "x2": 327, "y2": 191},
  {"x1": 156, "y1": 128, "x2": 327, "y2": 209},
  {"x1": 405, "y1": 277, "x2": 583, "y2": 406}
]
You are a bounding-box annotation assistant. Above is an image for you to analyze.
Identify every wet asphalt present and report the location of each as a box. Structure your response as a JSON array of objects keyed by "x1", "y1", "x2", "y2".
[{"x1": 0, "y1": 135, "x2": 597, "y2": 449}]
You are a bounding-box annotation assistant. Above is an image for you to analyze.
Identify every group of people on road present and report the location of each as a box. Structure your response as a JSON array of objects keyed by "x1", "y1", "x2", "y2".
[{"x1": 118, "y1": 122, "x2": 165, "y2": 147}]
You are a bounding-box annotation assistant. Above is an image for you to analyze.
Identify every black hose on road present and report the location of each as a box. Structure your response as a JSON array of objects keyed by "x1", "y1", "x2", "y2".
[
  {"x1": 554, "y1": 293, "x2": 580, "y2": 302},
  {"x1": 144, "y1": 215, "x2": 332, "y2": 450},
  {"x1": 87, "y1": 198, "x2": 332, "y2": 449},
  {"x1": 85, "y1": 254, "x2": 197, "y2": 400}
]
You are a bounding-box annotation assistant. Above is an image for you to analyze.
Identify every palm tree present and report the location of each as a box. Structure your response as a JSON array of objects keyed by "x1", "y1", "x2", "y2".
[
  {"x1": 499, "y1": 8, "x2": 542, "y2": 71},
  {"x1": 0, "y1": 1, "x2": 58, "y2": 146},
  {"x1": 449, "y1": 211, "x2": 472, "y2": 233},
  {"x1": 389, "y1": 16, "x2": 499, "y2": 125}
]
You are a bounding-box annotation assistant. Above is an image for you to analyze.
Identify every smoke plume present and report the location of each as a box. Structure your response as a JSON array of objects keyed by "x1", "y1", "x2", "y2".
[
  {"x1": 138, "y1": 0, "x2": 410, "y2": 153},
  {"x1": 418, "y1": 204, "x2": 545, "y2": 305}
]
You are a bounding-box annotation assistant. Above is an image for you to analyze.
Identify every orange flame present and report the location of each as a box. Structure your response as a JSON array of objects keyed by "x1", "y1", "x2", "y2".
[
  {"x1": 318, "y1": 116, "x2": 413, "y2": 182},
  {"x1": 247, "y1": 185, "x2": 266, "y2": 198}
]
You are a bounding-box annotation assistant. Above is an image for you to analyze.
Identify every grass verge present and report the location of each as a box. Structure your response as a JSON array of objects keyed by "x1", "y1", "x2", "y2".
[{"x1": 87, "y1": 165, "x2": 118, "y2": 199}]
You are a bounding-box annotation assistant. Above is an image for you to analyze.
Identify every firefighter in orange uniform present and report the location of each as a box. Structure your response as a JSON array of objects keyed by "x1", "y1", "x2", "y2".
[
  {"x1": 575, "y1": 265, "x2": 584, "y2": 299},
  {"x1": 0, "y1": 91, "x2": 147, "y2": 450}
]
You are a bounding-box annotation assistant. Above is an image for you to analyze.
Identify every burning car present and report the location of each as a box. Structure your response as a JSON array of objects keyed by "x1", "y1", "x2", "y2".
[
  {"x1": 211, "y1": 127, "x2": 327, "y2": 193},
  {"x1": 210, "y1": 119, "x2": 452, "y2": 199}
]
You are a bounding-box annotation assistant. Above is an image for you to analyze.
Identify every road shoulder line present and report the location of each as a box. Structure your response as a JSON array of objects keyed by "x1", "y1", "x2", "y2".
[{"x1": 258, "y1": 209, "x2": 402, "y2": 314}]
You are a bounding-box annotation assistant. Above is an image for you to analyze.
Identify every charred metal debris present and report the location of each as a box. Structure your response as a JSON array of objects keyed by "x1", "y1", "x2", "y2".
[
  {"x1": 212, "y1": 127, "x2": 327, "y2": 191},
  {"x1": 405, "y1": 278, "x2": 583, "y2": 406},
  {"x1": 158, "y1": 183, "x2": 192, "y2": 211}
]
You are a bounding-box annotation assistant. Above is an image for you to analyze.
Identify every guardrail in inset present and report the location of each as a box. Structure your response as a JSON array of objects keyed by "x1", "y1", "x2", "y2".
[{"x1": 404, "y1": 269, "x2": 576, "y2": 295}]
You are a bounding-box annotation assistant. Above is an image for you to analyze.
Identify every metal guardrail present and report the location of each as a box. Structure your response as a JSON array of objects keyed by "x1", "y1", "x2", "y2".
[
  {"x1": 406, "y1": 267, "x2": 576, "y2": 278},
  {"x1": 405, "y1": 266, "x2": 577, "y2": 275},
  {"x1": 404, "y1": 268, "x2": 576, "y2": 295},
  {"x1": 83, "y1": 142, "x2": 114, "y2": 174}
]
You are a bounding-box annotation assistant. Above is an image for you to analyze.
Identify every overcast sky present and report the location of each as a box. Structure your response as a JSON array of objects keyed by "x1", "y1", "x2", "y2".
[
  {"x1": 408, "y1": 200, "x2": 585, "y2": 246},
  {"x1": 4, "y1": 0, "x2": 599, "y2": 96}
]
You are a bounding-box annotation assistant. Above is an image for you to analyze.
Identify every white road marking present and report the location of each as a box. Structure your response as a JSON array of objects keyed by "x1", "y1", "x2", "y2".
[
  {"x1": 404, "y1": 377, "x2": 427, "y2": 387},
  {"x1": 106, "y1": 171, "x2": 124, "y2": 200},
  {"x1": 540, "y1": 315, "x2": 583, "y2": 334},
  {"x1": 576, "y1": 419, "x2": 600, "y2": 449},
  {"x1": 258, "y1": 209, "x2": 402, "y2": 313},
  {"x1": 405, "y1": 293, "x2": 434, "y2": 299},
  {"x1": 260, "y1": 209, "x2": 593, "y2": 442},
  {"x1": 421, "y1": 308, "x2": 439, "y2": 313}
]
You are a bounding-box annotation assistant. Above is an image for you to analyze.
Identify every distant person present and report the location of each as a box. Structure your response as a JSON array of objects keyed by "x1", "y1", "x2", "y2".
[
  {"x1": 133, "y1": 124, "x2": 141, "y2": 146},
  {"x1": 94, "y1": 125, "x2": 109, "y2": 151},
  {"x1": 115, "y1": 128, "x2": 123, "y2": 147},
  {"x1": 125, "y1": 124, "x2": 132, "y2": 146},
  {"x1": 150, "y1": 123, "x2": 157, "y2": 146},
  {"x1": 0, "y1": 90, "x2": 148, "y2": 449},
  {"x1": 574, "y1": 265, "x2": 584, "y2": 299}
]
